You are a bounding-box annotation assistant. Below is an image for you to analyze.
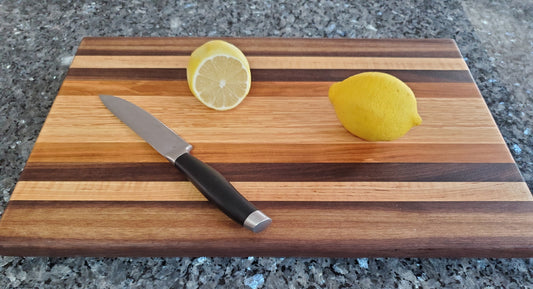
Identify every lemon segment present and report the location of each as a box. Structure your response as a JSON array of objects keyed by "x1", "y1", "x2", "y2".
[
  {"x1": 328, "y1": 72, "x2": 422, "y2": 141},
  {"x1": 187, "y1": 40, "x2": 251, "y2": 111}
]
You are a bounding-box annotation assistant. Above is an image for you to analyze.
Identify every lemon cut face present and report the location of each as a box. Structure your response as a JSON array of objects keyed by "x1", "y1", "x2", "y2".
[
  {"x1": 328, "y1": 72, "x2": 422, "y2": 141},
  {"x1": 187, "y1": 40, "x2": 251, "y2": 111}
]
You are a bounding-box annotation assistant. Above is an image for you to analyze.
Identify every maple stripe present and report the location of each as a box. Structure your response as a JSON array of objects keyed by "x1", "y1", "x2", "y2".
[
  {"x1": 19, "y1": 162, "x2": 524, "y2": 182},
  {"x1": 65, "y1": 68, "x2": 473, "y2": 83},
  {"x1": 11, "y1": 181, "x2": 532, "y2": 202},
  {"x1": 70, "y1": 56, "x2": 468, "y2": 70}
]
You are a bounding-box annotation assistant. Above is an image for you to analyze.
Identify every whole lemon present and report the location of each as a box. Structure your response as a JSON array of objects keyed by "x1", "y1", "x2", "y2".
[{"x1": 328, "y1": 72, "x2": 422, "y2": 141}]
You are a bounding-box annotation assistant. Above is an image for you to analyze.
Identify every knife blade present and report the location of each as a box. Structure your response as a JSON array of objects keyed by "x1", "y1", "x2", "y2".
[{"x1": 99, "y1": 95, "x2": 272, "y2": 233}]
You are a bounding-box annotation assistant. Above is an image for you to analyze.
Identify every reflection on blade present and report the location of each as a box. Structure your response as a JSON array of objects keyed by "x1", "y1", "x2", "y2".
[{"x1": 99, "y1": 95, "x2": 192, "y2": 163}]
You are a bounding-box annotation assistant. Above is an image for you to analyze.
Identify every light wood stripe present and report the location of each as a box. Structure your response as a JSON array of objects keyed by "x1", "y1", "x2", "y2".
[
  {"x1": 34, "y1": 95, "x2": 503, "y2": 144},
  {"x1": 3, "y1": 201, "x2": 533, "y2": 241},
  {"x1": 27, "y1": 143, "x2": 514, "y2": 163},
  {"x1": 70, "y1": 55, "x2": 469, "y2": 70},
  {"x1": 49, "y1": 94, "x2": 493, "y2": 126},
  {"x1": 11, "y1": 181, "x2": 532, "y2": 202},
  {"x1": 34, "y1": 126, "x2": 502, "y2": 145},
  {"x1": 58, "y1": 80, "x2": 483, "y2": 99}
]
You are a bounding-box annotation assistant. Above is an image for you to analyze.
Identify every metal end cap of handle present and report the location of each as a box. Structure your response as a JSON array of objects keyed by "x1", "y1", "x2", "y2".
[{"x1": 243, "y1": 210, "x2": 272, "y2": 233}]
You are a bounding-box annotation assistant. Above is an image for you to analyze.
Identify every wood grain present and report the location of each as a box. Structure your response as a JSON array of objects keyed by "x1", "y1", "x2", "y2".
[
  {"x1": 76, "y1": 37, "x2": 463, "y2": 58},
  {"x1": 35, "y1": 96, "x2": 502, "y2": 144},
  {"x1": 58, "y1": 81, "x2": 483, "y2": 98},
  {"x1": 70, "y1": 55, "x2": 469, "y2": 70},
  {"x1": 66, "y1": 68, "x2": 473, "y2": 82},
  {"x1": 11, "y1": 181, "x2": 532, "y2": 202},
  {"x1": 19, "y1": 162, "x2": 525, "y2": 182},
  {"x1": 0, "y1": 37, "x2": 530, "y2": 257},
  {"x1": 1, "y1": 201, "x2": 532, "y2": 257},
  {"x1": 26, "y1": 143, "x2": 515, "y2": 163}
]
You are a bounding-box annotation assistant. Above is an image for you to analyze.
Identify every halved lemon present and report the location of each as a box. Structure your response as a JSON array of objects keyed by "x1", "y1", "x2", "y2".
[{"x1": 186, "y1": 40, "x2": 251, "y2": 111}]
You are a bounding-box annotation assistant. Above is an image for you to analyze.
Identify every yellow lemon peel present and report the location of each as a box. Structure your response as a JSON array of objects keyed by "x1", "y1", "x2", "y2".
[
  {"x1": 187, "y1": 40, "x2": 251, "y2": 111},
  {"x1": 329, "y1": 72, "x2": 422, "y2": 141}
]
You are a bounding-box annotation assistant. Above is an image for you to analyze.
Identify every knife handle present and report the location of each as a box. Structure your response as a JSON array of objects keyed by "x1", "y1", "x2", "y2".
[{"x1": 174, "y1": 153, "x2": 272, "y2": 233}]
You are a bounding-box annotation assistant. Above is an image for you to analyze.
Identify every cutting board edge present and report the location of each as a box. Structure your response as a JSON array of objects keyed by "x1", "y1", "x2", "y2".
[{"x1": 1, "y1": 236, "x2": 532, "y2": 258}]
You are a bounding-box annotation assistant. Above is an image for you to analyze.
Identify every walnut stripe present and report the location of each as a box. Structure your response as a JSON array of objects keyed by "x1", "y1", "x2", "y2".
[
  {"x1": 75, "y1": 49, "x2": 463, "y2": 58},
  {"x1": 1, "y1": 201, "x2": 532, "y2": 257},
  {"x1": 19, "y1": 162, "x2": 524, "y2": 182},
  {"x1": 27, "y1": 143, "x2": 514, "y2": 163},
  {"x1": 76, "y1": 37, "x2": 462, "y2": 58},
  {"x1": 253, "y1": 69, "x2": 473, "y2": 83},
  {"x1": 65, "y1": 68, "x2": 473, "y2": 83},
  {"x1": 70, "y1": 56, "x2": 468, "y2": 70},
  {"x1": 58, "y1": 80, "x2": 483, "y2": 98},
  {"x1": 11, "y1": 181, "x2": 532, "y2": 202}
]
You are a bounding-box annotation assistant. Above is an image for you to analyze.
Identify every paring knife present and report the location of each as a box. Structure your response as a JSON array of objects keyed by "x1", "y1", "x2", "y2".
[{"x1": 99, "y1": 95, "x2": 272, "y2": 233}]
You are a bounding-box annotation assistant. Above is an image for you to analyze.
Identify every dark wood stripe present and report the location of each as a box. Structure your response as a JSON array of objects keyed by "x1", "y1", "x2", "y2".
[
  {"x1": 20, "y1": 162, "x2": 524, "y2": 182},
  {"x1": 58, "y1": 80, "x2": 483, "y2": 98},
  {"x1": 66, "y1": 68, "x2": 186, "y2": 81},
  {"x1": 66, "y1": 68, "x2": 473, "y2": 83},
  {"x1": 1, "y1": 201, "x2": 532, "y2": 257},
  {"x1": 76, "y1": 49, "x2": 189, "y2": 56},
  {"x1": 75, "y1": 49, "x2": 461, "y2": 58},
  {"x1": 5, "y1": 200, "x2": 533, "y2": 214},
  {"x1": 257, "y1": 200, "x2": 533, "y2": 213},
  {"x1": 252, "y1": 69, "x2": 472, "y2": 83},
  {"x1": 80, "y1": 36, "x2": 458, "y2": 46},
  {"x1": 2, "y1": 232, "x2": 532, "y2": 258},
  {"x1": 76, "y1": 37, "x2": 462, "y2": 58}
]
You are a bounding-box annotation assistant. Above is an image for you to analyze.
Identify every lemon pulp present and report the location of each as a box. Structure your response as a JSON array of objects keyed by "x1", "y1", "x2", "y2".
[
  {"x1": 328, "y1": 72, "x2": 422, "y2": 141},
  {"x1": 187, "y1": 40, "x2": 251, "y2": 111}
]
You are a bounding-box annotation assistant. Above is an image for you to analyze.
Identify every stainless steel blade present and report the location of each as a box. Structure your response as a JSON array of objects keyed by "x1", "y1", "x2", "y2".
[{"x1": 99, "y1": 95, "x2": 192, "y2": 163}]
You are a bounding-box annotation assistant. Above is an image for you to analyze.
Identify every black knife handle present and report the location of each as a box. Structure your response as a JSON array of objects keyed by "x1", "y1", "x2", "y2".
[{"x1": 174, "y1": 153, "x2": 271, "y2": 233}]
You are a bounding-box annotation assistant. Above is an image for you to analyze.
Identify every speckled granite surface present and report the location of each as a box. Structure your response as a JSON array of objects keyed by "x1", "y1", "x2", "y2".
[{"x1": 1, "y1": 0, "x2": 532, "y2": 288}]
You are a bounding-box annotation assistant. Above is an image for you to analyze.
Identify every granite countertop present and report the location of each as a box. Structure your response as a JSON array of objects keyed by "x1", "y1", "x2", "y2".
[{"x1": 1, "y1": 0, "x2": 532, "y2": 288}]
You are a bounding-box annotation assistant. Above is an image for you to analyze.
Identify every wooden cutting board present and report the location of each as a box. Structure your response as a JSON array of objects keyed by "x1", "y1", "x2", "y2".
[{"x1": 1, "y1": 37, "x2": 532, "y2": 257}]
